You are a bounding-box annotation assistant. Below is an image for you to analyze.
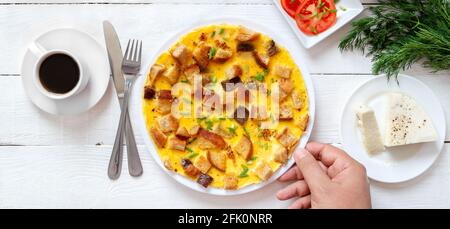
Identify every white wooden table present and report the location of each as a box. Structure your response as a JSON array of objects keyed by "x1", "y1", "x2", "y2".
[{"x1": 0, "y1": 0, "x2": 449, "y2": 209}]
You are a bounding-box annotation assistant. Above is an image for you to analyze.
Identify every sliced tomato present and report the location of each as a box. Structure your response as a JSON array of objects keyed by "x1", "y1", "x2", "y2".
[
  {"x1": 281, "y1": 0, "x2": 303, "y2": 18},
  {"x1": 294, "y1": 0, "x2": 337, "y2": 35}
]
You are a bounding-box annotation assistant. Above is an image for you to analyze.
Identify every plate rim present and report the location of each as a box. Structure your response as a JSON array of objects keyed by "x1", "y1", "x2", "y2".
[
  {"x1": 131, "y1": 17, "x2": 316, "y2": 196},
  {"x1": 339, "y1": 74, "x2": 446, "y2": 183}
]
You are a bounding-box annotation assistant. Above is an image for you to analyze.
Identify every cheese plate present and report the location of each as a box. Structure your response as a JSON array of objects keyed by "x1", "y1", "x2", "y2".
[{"x1": 340, "y1": 75, "x2": 446, "y2": 183}]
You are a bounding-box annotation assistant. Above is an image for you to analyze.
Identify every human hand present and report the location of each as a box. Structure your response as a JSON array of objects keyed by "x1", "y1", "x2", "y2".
[{"x1": 277, "y1": 142, "x2": 371, "y2": 209}]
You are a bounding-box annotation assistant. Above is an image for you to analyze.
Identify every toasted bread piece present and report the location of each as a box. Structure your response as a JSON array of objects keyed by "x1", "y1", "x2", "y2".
[
  {"x1": 273, "y1": 146, "x2": 288, "y2": 164},
  {"x1": 181, "y1": 159, "x2": 200, "y2": 177},
  {"x1": 252, "y1": 51, "x2": 269, "y2": 69},
  {"x1": 279, "y1": 104, "x2": 293, "y2": 120},
  {"x1": 207, "y1": 150, "x2": 227, "y2": 172},
  {"x1": 197, "y1": 137, "x2": 217, "y2": 149},
  {"x1": 274, "y1": 64, "x2": 292, "y2": 79},
  {"x1": 236, "y1": 26, "x2": 260, "y2": 42},
  {"x1": 198, "y1": 129, "x2": 227, "y2": 149},
  {"x1": 223, "y1": 174, "x2": 238, "y2": 190},
  {"x1": 163, "y1": 64, "x2": 180, "y2": 85},
  {"x1": 193, "y1": 42, "x2": 211, "y2": 70},
  {"x1": 158, "y1": 90, "x2": 173, "y2": 100},
  {"x1": 225, "y1": 65, "x2": 243, "y2": 80},
  {"x1": 184, "y1": 65, "x2": 200, "y2": 83},
  {"x1": 213, "y1": 48, "x2": 233, "y2": 62},
  {"x1": 171, "y1": 44, "x2": 193, "y2": 67},
  {"x1": 297, "y1": 113, "x2": 309, "y2": 132},
  {"x1": 213, "y1": 122, "x2": 234, "y2": 139},
  {"x1": 155, "y1": 99, "x2": 172, "y2": 114},
  {"x1": 276, "y1": 127, "x2": 298, "y2": 149},
  {"x1": 163, "y1": 159, "x2": 173, "y2": 171},
  {"x1": 157, "y1": 114, "x2": 179, "y2": 133},
  {"x1": 279, "y1": 78, "x2": 294, "y2": 95},
  {"x1": 144, "y1": 86, "x2": 156, "y2": 99},
  {"x1": 291, "y1": 90, "x2": 304, "y2": 110},
  {"x1": 255, "y1": 161, "x2": 273, "y2": 181},
  {"x1": 151, "y1": 126, "x2": 167, "y2": 148},
  {"x1": 147, "y1": 64, "x2": 166, "y2": 87},
  {"x1": 188, "y1": 124, "x2": 201, "y2": 136},
  {"x1": 232, "y1": 136, "x2": 253, "y2": 161},
  {"x1": 167, "y1": 136, "x2": 186, "y2": 151},
  {"x1": 197, "y1": 173, "x2": 214, "y2": 188},
  {"x1": 265, "y1": 40, "x2": 279, "y2": 57},
  {"x1": 176, "y1": 126, "x2": 190, "y2": 139},
  {"x1": 194, "y1": 155, "x2": 212, "y2": 174}
]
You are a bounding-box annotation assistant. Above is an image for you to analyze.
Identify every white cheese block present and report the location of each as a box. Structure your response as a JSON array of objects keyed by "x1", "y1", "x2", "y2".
[
  {"x1": 356, "y1": 105, "x2": 385, "y2": 154},
  {"x1": 384, "y1": 92, "x2": 437, "y2": 147}
]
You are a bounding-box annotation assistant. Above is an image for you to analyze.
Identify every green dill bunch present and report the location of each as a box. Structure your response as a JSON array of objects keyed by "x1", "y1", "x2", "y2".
[{"x1": 339, "y1": 0, "x2": 450, "y2": 79}]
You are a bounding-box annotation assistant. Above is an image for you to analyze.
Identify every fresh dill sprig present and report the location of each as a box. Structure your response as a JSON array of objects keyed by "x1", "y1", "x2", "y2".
[{"x1": 339, "y1": 0, "x2": 450, "y2": 80}]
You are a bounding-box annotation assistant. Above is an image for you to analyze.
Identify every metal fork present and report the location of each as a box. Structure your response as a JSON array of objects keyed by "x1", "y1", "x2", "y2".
[{"x1": 110, "y1": 39, "x2": 142, "y2": 178}]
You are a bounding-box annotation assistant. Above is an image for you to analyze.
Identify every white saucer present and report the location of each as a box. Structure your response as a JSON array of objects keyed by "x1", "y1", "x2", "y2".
[
  {"x1": 21, "y1": 28, "x2": 110, "y2": 115},
  {"x1": 340, "y1": 75, "x2": 446, "y2": 183}
]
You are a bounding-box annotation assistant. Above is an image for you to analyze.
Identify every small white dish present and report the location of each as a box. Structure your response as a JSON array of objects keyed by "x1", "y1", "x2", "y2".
[
  {"x1": 130, "y1": 18, "x2": 316, "y2": 195},
  {"x1": 340, "y1": 75, "x2": 446, "y2": 183},
  {"x1": 21, "y1": 28, "x2": 110, "y2": 115},
  {"x1": 273, "y1": 0, "x2": 364, "y2": 49}
]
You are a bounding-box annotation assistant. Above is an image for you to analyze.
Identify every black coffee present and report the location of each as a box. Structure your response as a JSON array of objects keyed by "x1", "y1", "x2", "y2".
[{"x1": 39, "y1": 53, "x2": 80, "y2": 94}]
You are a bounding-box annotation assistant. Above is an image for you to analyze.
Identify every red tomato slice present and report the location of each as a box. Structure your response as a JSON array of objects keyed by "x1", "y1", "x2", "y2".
[
  {"x1": 294, "y1": 0, "x2": 337, "y2": 35},
  {"x1": 281, "y1": 0, "x2": 303, "y2": 18}
]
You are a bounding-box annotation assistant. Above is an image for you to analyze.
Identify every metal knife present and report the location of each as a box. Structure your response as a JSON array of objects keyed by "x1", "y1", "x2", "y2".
[{"x1": 103, "y1": 21, "x2": 143, "y2": 179}]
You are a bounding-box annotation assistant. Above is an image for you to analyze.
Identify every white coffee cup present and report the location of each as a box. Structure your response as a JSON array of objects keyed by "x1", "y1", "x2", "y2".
[{"x1": 30, "y1": 42, "x2": 89, "y2": 100}]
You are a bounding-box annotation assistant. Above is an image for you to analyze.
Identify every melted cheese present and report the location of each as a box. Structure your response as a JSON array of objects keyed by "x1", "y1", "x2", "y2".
[{"x1": 142, "y1": 24, "x2": 309, "y2": 189}]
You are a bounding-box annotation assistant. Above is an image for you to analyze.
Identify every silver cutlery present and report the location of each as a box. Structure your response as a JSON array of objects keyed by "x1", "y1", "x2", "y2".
[
  {"x1": 103, "y1": 21, "x2": 143, "y2": 179},
  {"x1": 110, "y1": 39, "x2": 142, "y2": 178}
]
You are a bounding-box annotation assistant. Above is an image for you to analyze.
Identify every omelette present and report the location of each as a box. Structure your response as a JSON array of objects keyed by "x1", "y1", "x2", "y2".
[{"x1": 142, "y1": 24, "x2": 309, "y2": 190}]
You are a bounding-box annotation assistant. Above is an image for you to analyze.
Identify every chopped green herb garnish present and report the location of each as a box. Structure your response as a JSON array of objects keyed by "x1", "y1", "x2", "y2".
[
  {"x1": 197, "y1": 117, "x2": 207, "y2": 123},
  {"x1": 228, "y1": 124, "x2": 237, "y2": 135},
  {"x1": 180, "y1": 79, "x2": 189, "y2": 83},
  {"x1": 310, "y1": 25, "x2": 317, "y2": 34},
  {"x1": 219, "y1": 28, "x2": 225, "y2": 35},
  {"x1": 187, "y1": 138, "x2": 197, "y2": 144},
  {"x1": 243, "y1": 126, "x2": 251, "y2": 137},
  {"x1": 290, "y1": 0, "x2": 295, "y2": 4},
  {"x1": 254, "y1": 69, "x2": 269, "y2": 82},
  {"x1": 205, "y1": 119, "x2": 214, "y2": 130},
  {"x1": 239, "y1": 164, "x2": 249, "y2": 178},
  {"x1": 208, "y1": 47, "x2": 216, "y2": 60},
  {"x1": 211, "y1": 31, "x2": 216, "y2": 38},
  {"x1": 187, "y1": 152, "x2": 199, "y2": 159},
  {"x1": 334, "y1": 0, "x2": 340, "y2": 3},
  {"x1": 339, "y1": 6, "x2": 347, "y2": 11},
  {"x1": 186, "y1": 147, "x2": 194, "y2": 153},
  {"x1": 209, "y1": 75, "x2": 217, "y2": 84},
  {"x1": 247, "y1": 156, "x2": 258, "y2": 165},
  {"x1": 317, "y1": 0, "x2": 325, "y2": 9},
  {"x1": 218, "y1": 117, "x2": 226, "y2": 120}
]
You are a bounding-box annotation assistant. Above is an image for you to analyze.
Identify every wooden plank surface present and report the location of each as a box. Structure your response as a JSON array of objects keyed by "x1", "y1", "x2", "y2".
[
  {"x1": 0, "y1": 144, "x2": 449, "y2": 208},
  {"x1": 0, "y1": 0, "x2": 381, "y2": 4},
  {"x1": 3, "y1": 3, "x2": 446, "y2": 76},
  {"x1": 0, "y1": 0, "x2": 449, "y2": 209}
]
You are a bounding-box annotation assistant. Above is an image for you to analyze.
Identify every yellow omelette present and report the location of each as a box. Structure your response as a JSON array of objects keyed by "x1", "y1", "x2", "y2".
[{"x1": 142, "y1": 24, "x2": 309, "y2": 190}]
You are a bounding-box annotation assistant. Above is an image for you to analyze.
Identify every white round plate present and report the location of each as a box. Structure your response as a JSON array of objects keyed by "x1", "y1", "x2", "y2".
[
  {"x1": 130, "y1": 18, "x2": 316, "y2": 195},
  {"x1": 21, "y1": 28, "x2": 110, "y2": 115},
  {"x1": 340, "y1": 75, "x2": 446, "y2": 183}
]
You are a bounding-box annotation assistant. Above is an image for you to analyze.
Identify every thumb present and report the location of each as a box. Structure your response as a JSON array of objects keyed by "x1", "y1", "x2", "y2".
[{"x1": 294, "y1": 148, "x2": 330, "y2": 193}]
